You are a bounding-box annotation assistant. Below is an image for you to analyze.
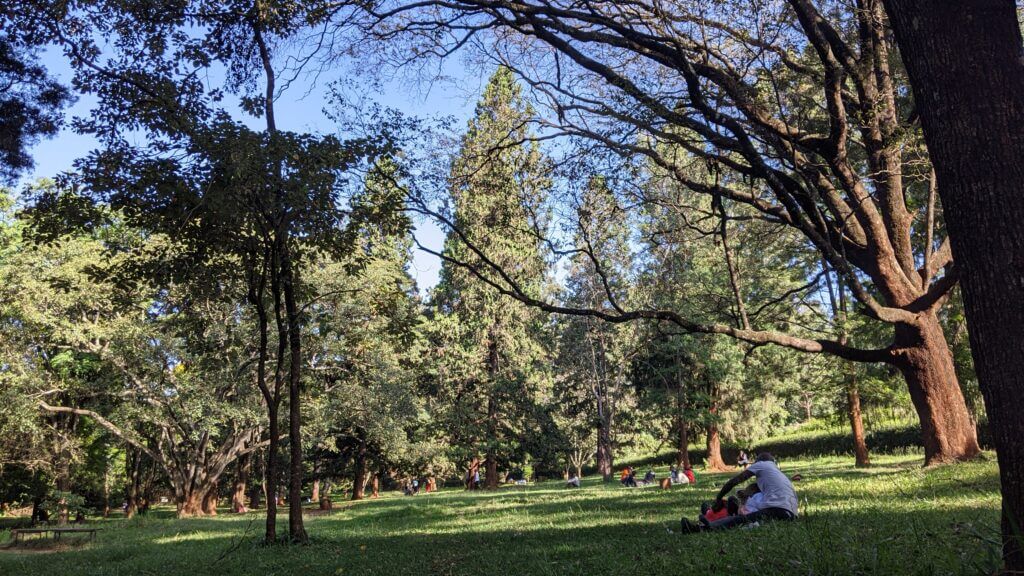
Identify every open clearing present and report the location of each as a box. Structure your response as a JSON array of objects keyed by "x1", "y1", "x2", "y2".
[{"x1": 0, "y1": 454, "x2": 1001, "y2": 576}]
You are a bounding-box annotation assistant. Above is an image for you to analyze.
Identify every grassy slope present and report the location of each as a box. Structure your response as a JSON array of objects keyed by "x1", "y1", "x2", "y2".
[{"x1": 0, "y1": 454, "x2": 1001, "y2": 576}]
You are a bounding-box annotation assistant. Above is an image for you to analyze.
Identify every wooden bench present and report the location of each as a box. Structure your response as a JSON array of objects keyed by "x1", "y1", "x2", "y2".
[{"x1": 10, "y1": 527, "x2": 100, "y2": 545}]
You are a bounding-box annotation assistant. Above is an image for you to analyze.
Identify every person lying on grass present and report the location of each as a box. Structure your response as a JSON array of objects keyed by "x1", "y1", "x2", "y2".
[{"x1": 680, "y1": 452, "x2": 798, "y2": 533}]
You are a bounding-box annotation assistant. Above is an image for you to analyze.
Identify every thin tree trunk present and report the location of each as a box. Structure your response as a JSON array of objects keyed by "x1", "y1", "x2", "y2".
[
  {"x1": 484, "y1": 335, "x2": 500, "y2": 490},
  {"x1": 103, "y1": 458, "x2": 111, "y2": 518},
  {"x1": 352, "y1": 439, "x2": 368, "y2": 501},
  {"x1": 675, "y1": 416, "x2": 691, "y2": 469},
  {"x1": 596, "y1": 419, "x2": 614, "y2": 482},
  {"x1": 883, "y1": 2, "x2": 1024, "y2": 569},
  {"x1": 830, "y1": 261, "x2": 871, "y2": 469},
  {"x1": 847, "y1": 380, "x2": 871, "y2": 468},
  {"x1": 125, "y1": 447, "x2": 142, "y2": 519},
  {"x1": 264, "y1": 403, "x2": 280, "y2": 541},
  {"x1": 311, "y1": 479, "x2": 320, "y2": 504},
  {"x1": 715, "y1": 195, "x2": 750, "y2": 330}
]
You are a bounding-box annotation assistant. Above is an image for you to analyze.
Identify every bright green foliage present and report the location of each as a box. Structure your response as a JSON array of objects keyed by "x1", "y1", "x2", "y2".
[
  {"x1": 554, "y1": 176, "x2": 637, "y2": 478},
  {"x1": 0, "y1": 183, "x2": 264, "y2": 515},
  {"x1": 304, "y1": 162, "x2": 441, "y2": 492},
  {"x1": 633, "y1": 156, "x2": 824, "y2": 453}
]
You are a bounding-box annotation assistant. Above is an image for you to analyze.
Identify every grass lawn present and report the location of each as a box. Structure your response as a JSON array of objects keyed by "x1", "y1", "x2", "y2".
[{"x1": 0, "y1": 454, "x2": 1002, "y2": 576}]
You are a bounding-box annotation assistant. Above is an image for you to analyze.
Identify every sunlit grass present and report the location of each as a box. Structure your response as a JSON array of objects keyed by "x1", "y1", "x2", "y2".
[{"x1": 0, "y1": 453, "x2": 1001, "y2": 575}]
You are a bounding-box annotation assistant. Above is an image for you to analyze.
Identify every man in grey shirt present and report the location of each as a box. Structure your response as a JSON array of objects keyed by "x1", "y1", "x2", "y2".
[{"x1": 681, "y1": 452, "x2": 797, "y2": 533}]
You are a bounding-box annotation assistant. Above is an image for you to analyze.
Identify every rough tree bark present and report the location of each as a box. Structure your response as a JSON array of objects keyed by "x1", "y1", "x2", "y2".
[
  {"x1": 232, "y1": 453, "x2": 250, "y2": 513},
  {"x1": 847, "y1": 381, "x2": 870, "y2": 468},
  {"x1": 893, "y1": 314, "x2": 980, "y2": 464},
  {"x1": 884, "y1": 3, "x2": 1024, "y2": 568},
  {"x1": 705, "y1": 422, "x2": 728, "y2": 472},
  {"x1": 202, "y1": 482, "x2": 219, "y2": 516}
]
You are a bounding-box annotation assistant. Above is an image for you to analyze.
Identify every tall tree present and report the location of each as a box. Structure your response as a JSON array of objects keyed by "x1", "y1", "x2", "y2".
[
  {"x1": 27, "y1": 0, "x2": 399, "y2": 542},
  {"x1": 881, "y1": 1, "x2": 1024, "y2": 569},
  {"x1": 430, "y1": 67, "x2": 552, "y2": 489},
  {"x1": 364, "y1": 0, "x2": 981, "y2": 464},
  {"x1": 556, "y1": 177, "x2": 635, "y2": 481}
]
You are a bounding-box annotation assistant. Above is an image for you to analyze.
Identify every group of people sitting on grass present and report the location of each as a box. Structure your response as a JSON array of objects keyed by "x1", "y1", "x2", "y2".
[
  {"x1": 616, "y1": 464, "x2": 696, "y2": 488},
  {"x1": 619, "y1": 466, "x2": 657, "y2": 487},
  {"x1": 669, "y1": 465, "x2": 696, "y2": 485},
  {"x1": 680, "y1": 452, "x2": 798, "y2": 533}
]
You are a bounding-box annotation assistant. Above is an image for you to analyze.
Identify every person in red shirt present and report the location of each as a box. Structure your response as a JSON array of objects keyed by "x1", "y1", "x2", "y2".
[
  {"x1": 701, "y1": 500, "x2": 730, "y2": 523},
  {"x1": 683, "y1": 466, "x2": 696, "y2": 485}
]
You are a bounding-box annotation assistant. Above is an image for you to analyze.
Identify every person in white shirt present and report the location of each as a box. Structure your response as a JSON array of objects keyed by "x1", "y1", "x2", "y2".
[{"x1": 680, "y1": 452, "x2": 797, "y2": 533}]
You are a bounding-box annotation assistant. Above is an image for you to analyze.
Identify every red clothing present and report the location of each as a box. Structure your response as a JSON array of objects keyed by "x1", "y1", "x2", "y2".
[
  {"x1": 684, "y1": 469, "x2": 696, "y2": 484},
  {"x1": 703, "y1": 506, "x2": 728, "y2": 523}
]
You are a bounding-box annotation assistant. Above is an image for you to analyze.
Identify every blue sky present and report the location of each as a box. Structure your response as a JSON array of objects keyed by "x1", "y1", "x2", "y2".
[{"x1": 20, "y1": 46, "x2": 487, "y2": 295}]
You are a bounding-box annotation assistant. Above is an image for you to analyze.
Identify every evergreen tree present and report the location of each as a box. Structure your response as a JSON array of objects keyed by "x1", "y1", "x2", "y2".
[{"x1": 430, "y1": 67, "x2": 552, "y2": 489}]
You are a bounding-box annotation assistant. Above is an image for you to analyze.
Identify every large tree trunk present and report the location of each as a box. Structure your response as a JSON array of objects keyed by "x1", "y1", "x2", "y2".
[
  {"x1": 883, "y1": 2, "x2": 1024, "y2": 570},
  {"x1": 177, "y1": 490, "x2": 204, "y2": 518},
  {"x1": 232, "y1": 454, "x2": 250, "y2": 513},
  {"x1": 705, "y1": 423, "x2": 728, "y2": 472},
  {"x1": 125, "y1": 447, "x2": 143, "y2": 519},
  {"x1": 202, "y1": 482, "x2": 219, "y2": 516},
  {"x1": 893, "y1": 314, "x2": 980, "y2": 465},
  {"x1": 484, "y1": 451, "x2": 499, "y2": 489},
  {"x1": 847, "y1": 381, "x2": 871, "y2": 468}
]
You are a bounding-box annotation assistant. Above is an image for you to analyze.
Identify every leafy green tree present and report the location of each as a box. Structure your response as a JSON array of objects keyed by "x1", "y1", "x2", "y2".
[
  {"x1": 304, "y1": 162, "x2": 436, "y2": 501},
  {"x1": 555, "y1": 177, "x2": 636, "y2": 481},
  {"x1": 0, "y1": 5, "x2": 71, "y2": 182}
]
